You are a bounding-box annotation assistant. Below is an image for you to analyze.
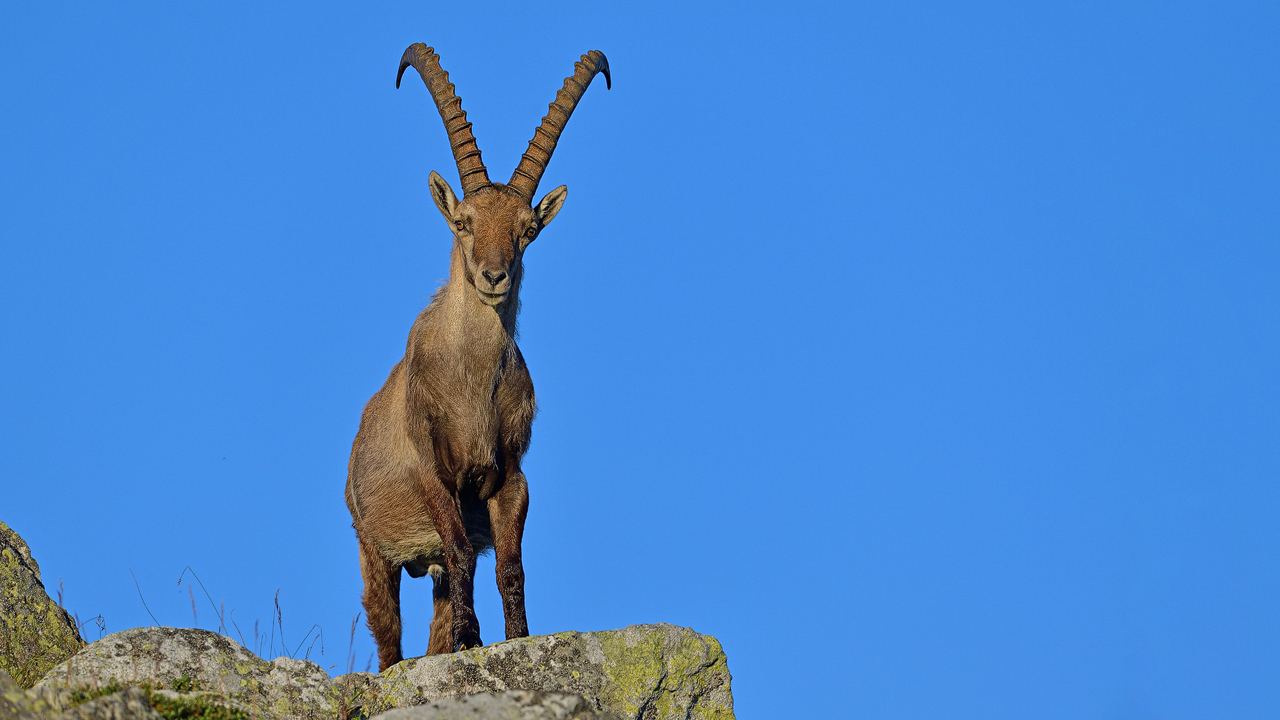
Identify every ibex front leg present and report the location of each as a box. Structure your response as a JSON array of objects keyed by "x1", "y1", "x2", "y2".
[
  {"x1": 489, "y1": 468, "x2": 530, "y2": 639},
  {"x1": 419, "y1": 467, "x2": 482, "y2": 651}
]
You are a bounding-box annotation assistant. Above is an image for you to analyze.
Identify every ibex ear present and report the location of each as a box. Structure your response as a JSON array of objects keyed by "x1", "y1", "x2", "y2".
[
  {"x1": 534, "y1": 185, "x2": 568, "y2": 228},
  {"x1": 428, "y1": 171, "x2": 459, "y2": 224}
]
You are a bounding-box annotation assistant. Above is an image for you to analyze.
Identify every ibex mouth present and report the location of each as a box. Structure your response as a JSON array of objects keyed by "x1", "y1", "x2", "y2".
[{"x1": 476, "y1": 288, "x2": 508, "y2": 306}]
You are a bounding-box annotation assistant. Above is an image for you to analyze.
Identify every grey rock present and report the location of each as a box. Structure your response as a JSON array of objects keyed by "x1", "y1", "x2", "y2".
[
  {"x1": 36, "y1": 624, "x2": 734, "y2": 720},
  {"x1": 0, "y1": 521, "x2": 84, "y2": 688},
  {"x1": 8, "y1": 526, "x2": 733, "y2": 718},
  {"x1": 372, "y1": 624, "x2": 733, "y2": 720},
  {"x1": 21, "y1": 685, "x2": 75, "y2": 715},
  {"x1": 1, "y1": 670, "x2": 159, "y2": 720},
  {"x1": 35, "y1": 627, "x2": 336, "y2": 719},
  {"x1": 0, "y1": 524, "x2": 39, "y2": 582},
  {"x1": 2, "y1": 667, "x2": 58, "y2": 720},
  {"x1": 370, "y1": 690, "x2": 619, "y2": 720}
]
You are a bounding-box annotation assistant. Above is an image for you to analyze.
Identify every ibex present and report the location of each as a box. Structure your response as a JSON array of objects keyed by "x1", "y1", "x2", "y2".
[{"x1": 345, "y1": 43, "x2": 610, "y2": 669}]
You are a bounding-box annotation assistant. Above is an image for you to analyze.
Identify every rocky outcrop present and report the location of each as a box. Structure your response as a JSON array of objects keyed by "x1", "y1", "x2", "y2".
[
  {"x1": 371, "y1": 624, "x2": 733, "y2": 720},
  {"x1": 33, "y1": 627, "x2": 338, "y2": 719},
  {"x1": 5, "y1": 522, "x2": 734, "y2": 719},
  {"x1": 37, "y1": 624, "x2": 734, "y2": 720},
  {"x1": 370, "y1": 691, "x2": 618, "y2": 720},
  {"x1": 0, "y1": 522, "x2": 84, "y2": 688}
]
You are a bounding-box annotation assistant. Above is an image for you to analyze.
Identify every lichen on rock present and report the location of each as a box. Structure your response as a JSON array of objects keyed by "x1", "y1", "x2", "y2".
[
  {"x1": 5, "y1": 523, "x2": 734, "y2": 719},
  {"x1": 0, "y1": 521, "x2": 85, "y2": 688},
  {"x1": 370, "y1": 624, "x2": 733, "y2": 720},
  {"x1": 35, "y1": 627, "x2": 338, "y2": 719},
  {"x1": 3, "y1": 668, "x2": 162, "y2": 720},
  {"x1": 35, "y1": 624, "x2": 733, "y2": 720},
  {"x1": 370, "y1": 690, "x2": 621, "y2": 720},
  {"x1": 595, "y1": 625, "x2": 733, "y2": 720}
]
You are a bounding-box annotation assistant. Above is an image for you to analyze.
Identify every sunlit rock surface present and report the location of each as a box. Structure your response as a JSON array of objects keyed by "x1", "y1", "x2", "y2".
[
  {"x1": 372, "y1": 624, "x2": 733, "y2": 720},
  {"x1": 35, "y1": 627, "x2": 335, "y2": 719},
  {"x1": 36, "y1": 624, "x2": 734, "y2": 719},
  {"x1": 2, "y1": 669, "x2": 162, "y2": 720},
  {"x1": 0, "y1": 521, "x2": 84, "y2": 689},
  {"x1": 8, "y1": 523, "x2": 733, "y2": 719},
  {"x1": 369, "y1": 690, "x2": 619, "y2": 720}
]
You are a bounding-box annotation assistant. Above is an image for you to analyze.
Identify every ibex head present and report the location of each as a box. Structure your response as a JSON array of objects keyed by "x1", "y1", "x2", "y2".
[{"x1": 397, "y1": 44, "x2": 610, "y2": 307}]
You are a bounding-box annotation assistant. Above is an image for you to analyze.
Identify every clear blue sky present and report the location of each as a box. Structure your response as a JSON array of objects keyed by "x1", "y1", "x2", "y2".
[{"x1": 2, "y1": 2, "x2": 1277, "y2": 718}]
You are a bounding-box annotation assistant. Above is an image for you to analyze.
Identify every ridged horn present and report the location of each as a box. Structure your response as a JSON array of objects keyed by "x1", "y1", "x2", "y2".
[
  {"x1": 396, "y1": 43, "x2": 492, "y2": 196},
  {"x1": 507, "y1": 50, "x2": 611, "y2": 204}
]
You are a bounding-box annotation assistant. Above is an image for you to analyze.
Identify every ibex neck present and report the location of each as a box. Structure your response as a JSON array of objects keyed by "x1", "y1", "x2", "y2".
[{"x1": 441, "y1": 244, "x2": 520, "y2": 343}]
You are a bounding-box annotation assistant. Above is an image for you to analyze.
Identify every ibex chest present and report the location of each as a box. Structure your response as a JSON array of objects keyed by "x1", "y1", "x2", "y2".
[{"x1": 408, "y1": 341, "x2": 532, "y2": 487}]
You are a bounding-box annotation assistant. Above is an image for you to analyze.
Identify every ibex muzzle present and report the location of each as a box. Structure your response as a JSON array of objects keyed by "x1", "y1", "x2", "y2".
[{"x1": 346, "y1": 44, "x2": 608, "y2": 669}]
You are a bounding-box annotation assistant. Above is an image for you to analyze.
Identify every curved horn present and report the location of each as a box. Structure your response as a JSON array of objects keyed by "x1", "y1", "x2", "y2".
[
  {"x1": 507, "y1": 50, "x2": 611, "y2": 204},
  {"x1": 397, "y1": 43, "x2": 492, "y2": 196}
]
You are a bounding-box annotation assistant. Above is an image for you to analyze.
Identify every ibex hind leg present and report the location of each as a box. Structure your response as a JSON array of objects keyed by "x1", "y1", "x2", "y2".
[
  {"x1": 358, "y1": 534, "x2": 403, "y2": 670},
  {"x1": 426, "y1": 565, "x2": 453, "y2": 655}
]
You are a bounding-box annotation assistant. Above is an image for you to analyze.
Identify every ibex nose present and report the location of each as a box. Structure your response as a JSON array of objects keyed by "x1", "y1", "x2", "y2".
[{"x1": 481, "y1": 269, "x2": 507, "y2": 287}]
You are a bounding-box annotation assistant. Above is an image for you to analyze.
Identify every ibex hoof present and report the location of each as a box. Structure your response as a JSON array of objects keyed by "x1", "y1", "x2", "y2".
[{"x1": 453, "y1": 639, "x2": 482, "y2": 652}]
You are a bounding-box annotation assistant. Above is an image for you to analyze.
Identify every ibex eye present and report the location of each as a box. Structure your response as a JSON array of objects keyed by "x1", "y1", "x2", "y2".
[
  {"x1": 525, "y1": 227, "x2": 536, "y2": 238},
  {"x1": 455, "y1": 220, "x2": 465, "y2": 230}
]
